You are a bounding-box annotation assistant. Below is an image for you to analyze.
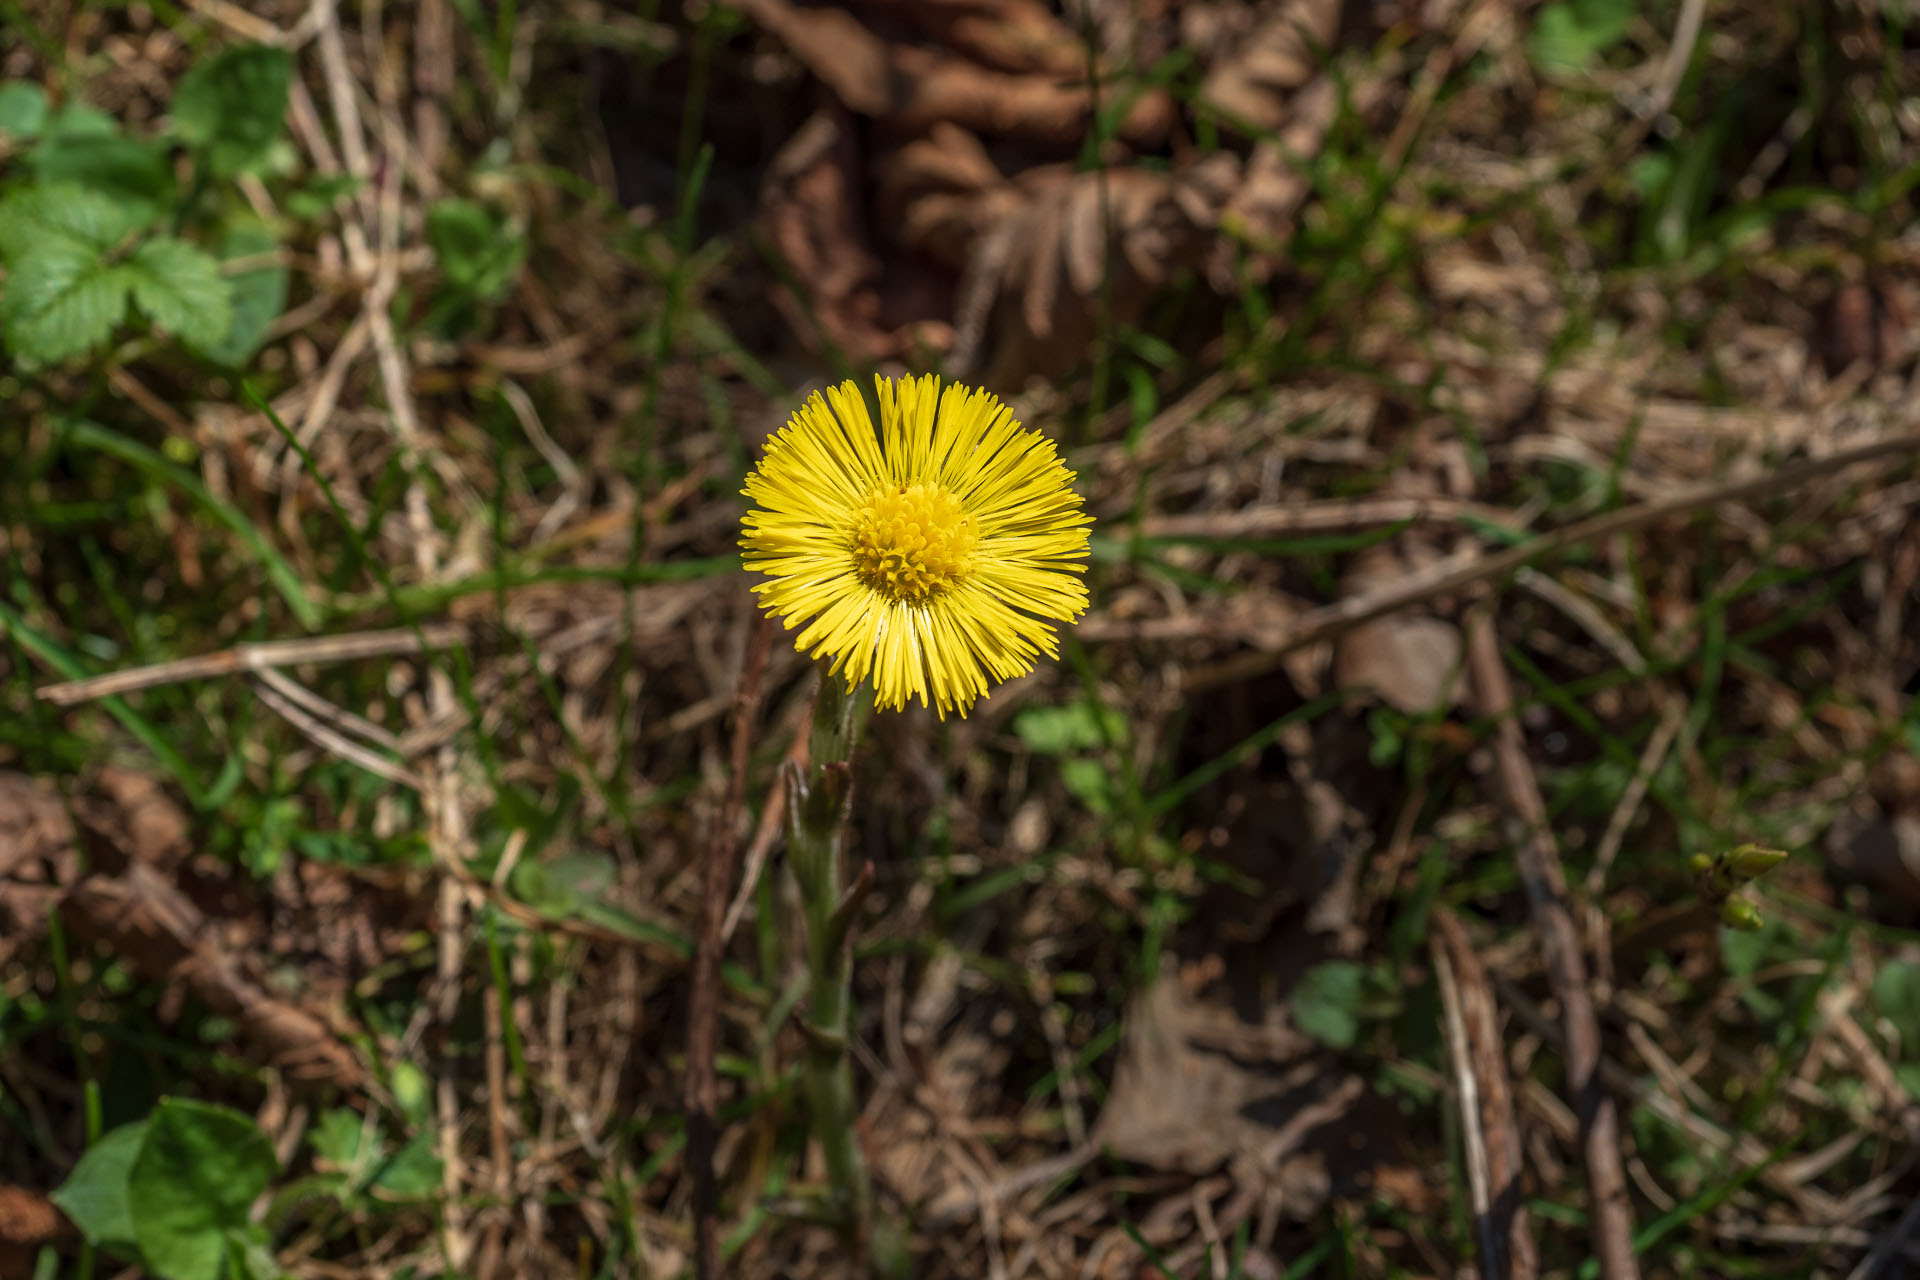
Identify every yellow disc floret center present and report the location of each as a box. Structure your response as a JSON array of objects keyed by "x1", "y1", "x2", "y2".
[{"x1": 849, "y1": 482, "x2": 978, "y2": 605}]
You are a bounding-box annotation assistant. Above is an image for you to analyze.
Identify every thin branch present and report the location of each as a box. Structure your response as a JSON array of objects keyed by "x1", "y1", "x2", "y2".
[
  {"x1": 248, "y1": 672, "x2": 423, "y2": 790},
  {"x1": 36, "y1": 623, "x2": 468, "y2": 706},
  {"x1": 1465, "y1": 608, "x2": 1640, "y2": 1280},
  {"x1": 1185, "y1": 428, "x2": 1920, "y2": 690}
]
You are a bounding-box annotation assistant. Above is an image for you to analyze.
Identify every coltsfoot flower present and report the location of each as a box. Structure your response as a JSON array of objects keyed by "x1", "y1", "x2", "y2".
[{"x1": 742, "y1": 374, "x2": 1092, "y2": 717}]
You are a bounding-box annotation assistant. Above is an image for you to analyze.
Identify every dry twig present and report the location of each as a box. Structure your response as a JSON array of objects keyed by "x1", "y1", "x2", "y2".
[
  {"x1": 36, "y1": 624, "x2": 469, "y2": 706},
  {"x1": 1189, "y1": 427, "x2": 1920, "y2": 690},
  {"x1": 1466, "y1": 609, "x2": 1640, "y2": 1280}
]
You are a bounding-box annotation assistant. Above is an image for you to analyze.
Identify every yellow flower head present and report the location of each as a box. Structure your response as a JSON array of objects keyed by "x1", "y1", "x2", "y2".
[{"x1": 741, "y1": 374, "x2": 1092, "y2": 717}]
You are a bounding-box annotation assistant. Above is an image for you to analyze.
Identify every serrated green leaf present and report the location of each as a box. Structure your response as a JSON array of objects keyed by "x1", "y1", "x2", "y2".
[
  {"x1": 194, "y1": 223, "x2": 285, "y2": 366},
  {"x1": 0, "y1": 240, "x2": 129, "y2": 363},
  {"x1": 127, "y1": 1098, "x2": 277, "y2": 1280},
  {"x1": 0, "y1": 82, "x2": 49, "y2": 139},
  {"x1": 51, "y1": 1120, "x2": 150, "y2": 1255},
  {"x1": 125, "y1": 237, "x2": 234, "y2": 350},
  {"x1": 368, "y1": 1133, "x2": 442, "y2": 1203},
  {"x1": 426, "y1": 198, "x2": 525, "y2": 301},
  {"x1": 309, "y1": 1108, "x2": 378, "y2": 1178},
  {"x1": 29, "y1": 118, "x2": 172, "y2": 221},
  {"x1": 173, "y1": 45, "x2": 293, "y2": 177},
  {"x1": 1291, "y1": 961, "x2": 1365, "y2": 1050},
  {"x1": 284, "y1": 172, "x2": 362, "y2": 221},
  {"x1": 0, "y1": 183, "x2": 147, "y2": 261}
]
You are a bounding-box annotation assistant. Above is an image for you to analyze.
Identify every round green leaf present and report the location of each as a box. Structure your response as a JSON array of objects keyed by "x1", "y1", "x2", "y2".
[
  {"x1": 51, "y1": 1120, "x2": 150, "y2": 1255},
  {"x1": 127, "y1": 1098, "x2": 278, "y2": 1280},
  {"x1": 0, "y1": 82, "x2": 48, "y2": 139},
  {"x1": 1291, "y1": 960, "x2": 1365, "y2": 1050},
  {"x1": 194, "y1": 223, "x2": 286, "y2": 366}
]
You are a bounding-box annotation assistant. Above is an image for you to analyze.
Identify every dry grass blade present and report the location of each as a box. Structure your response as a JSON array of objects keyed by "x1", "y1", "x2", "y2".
[
  {"x1": 1434, "y1": 909, "x2": 1539, "y2": 1280},
  {"x1": 686, "y1": 615, "x2": 774, "y2": 1280}
]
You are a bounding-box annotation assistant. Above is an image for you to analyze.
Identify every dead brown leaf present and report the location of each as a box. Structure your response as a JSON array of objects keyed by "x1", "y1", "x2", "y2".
[
  {"x1": 0, "y1": 1184, "x2": 71, "y2": 1276},
  {"x1": 1219, "y1": 73, "x2": 1346, "y2": 264},
  {"x1": 1822, "y1": 278, "x2": 1912, "y2": 376},
  {"x1": 949, "y1": 155, "x2": 1241, "y2": 388},
  {"x1": 1093, "y1": 974, "x2": 1408, "y2": 1217},
  {"x1": 0, "y1": 768, "x2": 364, "y2": 1089},
  {"x1": 1199, "y1": 0, "x2": 1344, "y2": 133},
  {"x1": 81, "y1": 767, "x2": 191, "y2": 872},
  {"x1": 1827, "y1": 810, "x2": 1920, "y2": 913},
  {"x1": 0, "y1": 774, "x2": 79, "y2": 968},
  {"x1": 1333, "y1": 544, "x2": 1465, "y2": 714},
  {"x1": 64, "y1": 862, "x2": 365, "y2": 1087},
  {"x1": 736, "y1": 0, "x2": 1176, "y2": 147},
  {"x1": 864, "y1": 0, "x2": 1088, "y2": 78},
  {"x1": 760, "y1": 109, "x2": 895, "y2": 361}
]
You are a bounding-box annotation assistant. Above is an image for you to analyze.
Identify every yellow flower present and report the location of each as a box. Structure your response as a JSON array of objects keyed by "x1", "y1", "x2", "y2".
[{"x1": 741, "y1": 374, "x2": 1092, "y2": 717}]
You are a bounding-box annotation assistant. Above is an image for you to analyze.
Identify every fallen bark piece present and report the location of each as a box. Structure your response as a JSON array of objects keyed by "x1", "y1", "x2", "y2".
[
  {"x1": 0, "y1": 774, "x2": 80, "y2": 967},
  {"x1": 64, "y1": 862, "x2": 365, "y2": 1088},
  {"x1": 0, "y1": 1184, "x2": 72, "y2": 1275}
]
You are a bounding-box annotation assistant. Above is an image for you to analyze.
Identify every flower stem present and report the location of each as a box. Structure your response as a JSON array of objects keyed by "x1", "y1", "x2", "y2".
[{"x1": 786, "y1": 674, "x2": 876, "y2": 1243}]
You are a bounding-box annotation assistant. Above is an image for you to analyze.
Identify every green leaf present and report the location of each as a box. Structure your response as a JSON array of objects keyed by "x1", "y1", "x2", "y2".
[
  {"x1": 284, "y1": 173, "x2": 362, "y2": 222},
  {"x1": 1014, "y1": 703, "x2": 1125, "y2": 755},
  {"x1": 309, "y1": 1108, "x2": 377, "y2": 1179},
  {"x1": 29, "y1": 112, "x2": 173, "y2": 220},
  {"x1": 195, "y1": 222, "x2": 286, "y2": 366},
  {"x1": 124, "y1": 236, "x2": 234, "y2": 350},
  {"x1": 127, "y1": 1098, "x2": 277, "y2": 1280},
  {"x1": 509, "y1": 847, "x2": 615, "y2": 914},
  {"x1": 387, "y1": 1062, "x2": 433, "y2": 1133},
  {"x1": 0, "y1": 183, "x2": 147, "y2": 261},
  {"x1": 1528, "y1": 0, "x2": 1636, "y2": 76},
  {"x1": 58, "y1": 418, "x2": 324, "y2": 629},
  {"x1": 1874, "y1": 960, "x2": 1920, "y2": 1054},
  {"x1": 228, "y1": 1226, "x2": 286, "y2": 1280},
  {"x1": 0, "y1": 82, "x2": 49, "y2": 139},
  {"x1": 368, "y1": 1133, "x2": 443, "y2": 1202},
  {"x1": 1059, "y1": 756, "x2": 1114, "y2": 816},
  {"x1": 52, "y1": 1120, "x2": 150, "y2": 1255},
  {"x1": 172, "y1": 45, "x2": 293, "y2": 177},
  {"x1": 0, "y1": 240, "x2": 129, "y2": 363},
  {"x1": 426, "y1": 198, "x2": 526, "y2": 301},
  {"x1": 1899, "y1": 1064, "x2": 1920, "y2": 1103},
  {"x1": 1291, "y1": 961, "x2": 1365, "y2": 1050}
]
